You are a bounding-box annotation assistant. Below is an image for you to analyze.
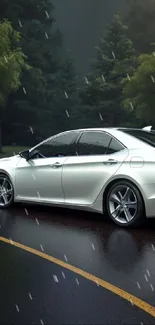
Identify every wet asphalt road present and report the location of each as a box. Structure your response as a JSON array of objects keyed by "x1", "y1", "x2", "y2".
[{"x1": 0, "y1": 205, "x2": 155, "y2": 324}]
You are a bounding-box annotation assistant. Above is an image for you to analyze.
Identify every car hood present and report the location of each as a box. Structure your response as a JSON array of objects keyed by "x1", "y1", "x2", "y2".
[{"x1": 0, "y1": 155, "x2": 20, "y2": 163}]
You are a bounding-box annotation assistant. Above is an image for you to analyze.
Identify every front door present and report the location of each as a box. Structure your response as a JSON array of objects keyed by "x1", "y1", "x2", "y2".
[
  {"x1": 15, "y1": 130, "x2": 79, "y2": 203},
  {"x1": 15, "y1": 156, "x2": 67, "y2": 202}
]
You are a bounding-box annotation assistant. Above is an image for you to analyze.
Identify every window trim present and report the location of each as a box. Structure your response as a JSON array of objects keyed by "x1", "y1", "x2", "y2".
[
  {"x1": 30, "y1": 130, "x2": 80, "y2": 155},
  {"x1": 76, "y1": 130, "x2": 126, "y2": 156}
]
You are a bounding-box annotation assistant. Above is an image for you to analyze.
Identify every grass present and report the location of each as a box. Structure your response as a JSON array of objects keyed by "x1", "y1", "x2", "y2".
[{"x1": 0, "y1": 146, "x2": 30, "y2": 158}]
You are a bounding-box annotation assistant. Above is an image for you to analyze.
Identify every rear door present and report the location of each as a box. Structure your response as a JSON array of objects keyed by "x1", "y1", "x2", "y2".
[{"x1": 62, "y1": 131, "x2": 129, "y2": 205}]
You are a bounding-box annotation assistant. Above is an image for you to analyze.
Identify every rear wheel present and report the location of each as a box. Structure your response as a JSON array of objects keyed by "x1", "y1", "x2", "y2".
[
  {"x1": 106, "y1": 181, "x2": 144, "y2": 228},
  {"x1": 0, "y1": 174, "x2": 14, "y2": 209}
]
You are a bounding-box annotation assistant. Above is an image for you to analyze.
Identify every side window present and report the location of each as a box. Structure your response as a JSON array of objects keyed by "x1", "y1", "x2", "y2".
[
  {"x1": 77, "y1": 131, "x2": 111, "y2": 155},
  {"x1": 106, "y1": 138, "x2": 125, "y2": 154},
  {"x1": 35, "y1": 132, "x2": 78, "y2": 158}
]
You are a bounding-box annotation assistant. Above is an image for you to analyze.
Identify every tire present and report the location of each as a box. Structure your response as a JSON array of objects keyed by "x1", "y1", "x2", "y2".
[
  {"x1": 0, "y1": 174, "x2": 14, "y2": 209},
  {"x1": 105, "y1": 180, "x2": 145, "y2": 228}
]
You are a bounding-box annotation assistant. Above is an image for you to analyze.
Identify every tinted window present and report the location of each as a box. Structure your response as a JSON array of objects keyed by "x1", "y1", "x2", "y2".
[
  {"x1": 106, "y1": 138, "x2": 125, "y2": 154},
  {"x1": 119, "y1": 129, "x2": 155, "y2": 148},
  {"x1": 35, "y1": 132, "x2": 78, "y2": 158},
  {"x1": 77, "y1": 131, "x2": 111, "y2": 155}
]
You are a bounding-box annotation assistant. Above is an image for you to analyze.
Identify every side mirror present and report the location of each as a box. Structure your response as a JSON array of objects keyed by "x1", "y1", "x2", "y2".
[
  {"x1": 19, "y1": 149, "x2": 40, "y2": 161},
  {"x1": 29, "y1": 149, "x2": 39, "y2": 160},
  {"x1": 19, "y1": 149, "x2": 30, "y2": 160}
]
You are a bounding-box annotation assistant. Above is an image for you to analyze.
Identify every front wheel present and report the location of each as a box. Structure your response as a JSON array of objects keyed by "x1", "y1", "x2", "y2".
[
  {"x1": 0, "y1": 174, "x2": 14, "y2": 209},
  {"x1": 106, "y1": 181, "x2": 144, "y2": 228}
]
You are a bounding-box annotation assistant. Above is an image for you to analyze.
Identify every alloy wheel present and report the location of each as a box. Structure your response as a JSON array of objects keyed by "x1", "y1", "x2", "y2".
[
  {"x1": 0, "y1": 176, "x2": 13, "y2": 207},
  {"x1": 108, "y1": 185, "x2": 138, "y2": 224}
]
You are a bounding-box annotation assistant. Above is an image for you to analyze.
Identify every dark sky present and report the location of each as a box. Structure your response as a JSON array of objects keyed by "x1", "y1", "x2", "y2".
[{"x1": 53, "y1": 0, "x2": 124, "y2": 76}]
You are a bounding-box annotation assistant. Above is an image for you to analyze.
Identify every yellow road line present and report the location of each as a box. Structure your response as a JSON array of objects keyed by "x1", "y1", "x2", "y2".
[{"x1": 0, "y1": 236, "x2": 155, "y2": 318}]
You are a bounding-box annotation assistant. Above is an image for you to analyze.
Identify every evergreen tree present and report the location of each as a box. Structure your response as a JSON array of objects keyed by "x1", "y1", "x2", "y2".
[
  {"x1": 0, "y1": 0, "x2": 77, "y2": 145},
  {"x1": 125, "y1": 0, "x2": 155, "y2": 54},
  {"x1": 80, "y1": 14, "x2": 137, "y2": 127},
  {"x1": 122, "y1": 52, "x2": 155, "y2": 126},
  {"x1": 0, "y1": 19, "x2": 27, "y2": 149}
]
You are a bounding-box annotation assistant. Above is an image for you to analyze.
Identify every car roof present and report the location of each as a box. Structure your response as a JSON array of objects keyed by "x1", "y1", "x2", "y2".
[
  {"x1": 63, "y1": 127, "x2": 148, "y2": 132},
  {"x1": 31, "y1": 127, "x2": 154, "y2": 151}
]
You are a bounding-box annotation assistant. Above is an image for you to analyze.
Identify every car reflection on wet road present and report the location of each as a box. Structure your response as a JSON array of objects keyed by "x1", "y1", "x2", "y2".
[{"x1": 0, "y1": 206, "x2": 155, "y2": 324}]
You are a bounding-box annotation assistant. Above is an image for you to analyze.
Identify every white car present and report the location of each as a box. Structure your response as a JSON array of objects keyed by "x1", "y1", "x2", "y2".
[{"x1": 0, "y1": 127, "x2": 155, "y2": 228}]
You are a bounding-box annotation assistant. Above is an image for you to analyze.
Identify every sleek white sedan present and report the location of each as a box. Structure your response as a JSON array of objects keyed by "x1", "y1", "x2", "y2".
[{"x1": 0, "y1": 127, "x2": 155, "y2": 228}]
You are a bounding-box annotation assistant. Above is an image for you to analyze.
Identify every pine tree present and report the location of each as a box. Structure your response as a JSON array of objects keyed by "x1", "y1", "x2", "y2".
[
  {"x1": 122, "y1": 52, "x2": 155, "y2": 126},
  {"x1": 80, "y1": 14, "x2": 137, "y2": 127},
  {"x1": 0, "y1": 19, "x2": 27, "y2": 149},
  {"x1": 0, "y1": 0, "x2": 77, "y2": 144},
  {"x1": 125, "y1": 0, "x2": 155, "y2": 54}
]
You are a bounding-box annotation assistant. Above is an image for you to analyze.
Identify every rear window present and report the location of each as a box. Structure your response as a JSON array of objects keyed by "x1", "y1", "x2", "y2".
[{"x1": 119, "y1": 129, "x2": 155, "y2": 147}]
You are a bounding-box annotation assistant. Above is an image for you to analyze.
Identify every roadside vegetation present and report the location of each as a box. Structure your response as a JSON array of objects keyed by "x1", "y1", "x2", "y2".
[{"x1": 0, "y1": 0, "x2": 154, "y2": 151}]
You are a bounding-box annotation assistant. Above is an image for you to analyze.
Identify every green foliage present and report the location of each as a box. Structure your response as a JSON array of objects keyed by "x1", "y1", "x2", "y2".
[
  {"x1": 0, "y1": 0, "x2": 154, "y2": 143},
  {"x1": 122, "y1": 52, "x2": 155, "y2": 124},
  {"x1": 0, "y1": 19, "x2": 27, "y2": 108},
  {"x1": 0, "y1": 0, "x2": 78, "y2": 142},
  {"x1": 125, "y1": 0, "x2": 155, "y2": 53}
]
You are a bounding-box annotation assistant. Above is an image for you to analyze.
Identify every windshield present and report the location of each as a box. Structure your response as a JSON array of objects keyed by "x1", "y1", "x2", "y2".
[{"x1": 119, "y1": 129, "x2": 155, "y2": 148}]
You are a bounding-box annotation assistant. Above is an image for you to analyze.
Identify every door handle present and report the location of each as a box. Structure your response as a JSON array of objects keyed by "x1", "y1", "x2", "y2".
[
  {"x1": 51, "y1": 162, "x2": 62, "y2": 168},
  {"x1": 103, "y1": 159, "x2": 118, "y2": 165}
]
